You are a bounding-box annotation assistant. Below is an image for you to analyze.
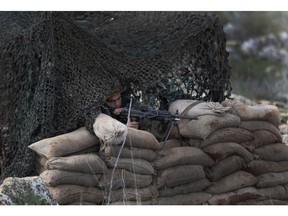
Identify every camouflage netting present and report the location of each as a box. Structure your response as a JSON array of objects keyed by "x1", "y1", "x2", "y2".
[{"x1": 0, "y1": 11, "x2": 231, "y2": 181}]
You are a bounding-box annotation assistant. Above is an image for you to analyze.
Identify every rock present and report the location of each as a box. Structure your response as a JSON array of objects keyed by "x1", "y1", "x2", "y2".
[
  {"x1": 0, "y1": 176, "x2": 58, "y2": 205},
  {"x1": 0, "y1": 192, "x2": 13, "y2": 205},
  {"x1": 283, "y1": 134, "x2": 288, "y2": 144}
]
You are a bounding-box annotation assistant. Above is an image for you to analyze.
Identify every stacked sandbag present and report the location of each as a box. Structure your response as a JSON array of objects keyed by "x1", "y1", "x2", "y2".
[
  {"x1": 152, "y1": 145, "x2": 214, "y2": 204},
  {"x1": 28, "y1": 127, "x2": 108, "y2": 205},
  {"x1": 220, "y1": 99, "x2": 288, "y2": 204},
  {"x1": 168, "y1": 100, "x2": 259, "y2": 204},
  {"x1": 97, "y1": 127, "x2": 161, "y2": 204},
  {"x1": 27, "y1": 100, "x2": 288, "y2": 205}
]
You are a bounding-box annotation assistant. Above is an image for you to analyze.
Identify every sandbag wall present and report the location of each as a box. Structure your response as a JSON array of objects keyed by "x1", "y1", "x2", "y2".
[
  {"x1": 28, "y1": 126, "x2": 160, "y2": 205},
  {"x1": 28, "y1": 100, "x2": 288, "y2": 205},
  {"x1": 166, "y1": 99, "x2": 288, "y2": 205}
]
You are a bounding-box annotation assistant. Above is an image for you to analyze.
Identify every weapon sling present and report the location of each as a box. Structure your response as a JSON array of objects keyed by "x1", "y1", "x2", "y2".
[{"x1": 160, "y1": 101, "x2": 203, "y2": 148}]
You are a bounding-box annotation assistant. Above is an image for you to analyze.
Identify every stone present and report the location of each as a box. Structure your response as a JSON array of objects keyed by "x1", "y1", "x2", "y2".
[{"x1": 0, "y1": 176, "x2": 58, "y2": 205}]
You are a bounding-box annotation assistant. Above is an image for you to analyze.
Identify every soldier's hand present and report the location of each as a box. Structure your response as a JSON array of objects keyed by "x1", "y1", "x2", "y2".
[
  {"x1": 127, "y1": 121, "x2": 139, "y2": 129},
  {"x1": 113, "y1": 108, "x2": 123, "y2": 115}
]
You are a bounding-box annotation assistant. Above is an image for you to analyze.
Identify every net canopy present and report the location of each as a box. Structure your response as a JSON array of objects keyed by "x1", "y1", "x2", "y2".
[{"x1": 0, "y1": 11, "x2": 231, "y2": 181}]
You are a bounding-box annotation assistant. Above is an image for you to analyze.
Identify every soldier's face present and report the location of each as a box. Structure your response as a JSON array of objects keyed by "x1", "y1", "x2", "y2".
[{"x1": 106, "y1": 91, "x2": 122, "y2": 108}]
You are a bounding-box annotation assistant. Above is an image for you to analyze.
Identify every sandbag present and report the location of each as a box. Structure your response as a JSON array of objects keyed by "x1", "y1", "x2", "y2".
[
  {"x1": 157, "y1": 165, "x2": 205, "y2": 189},
  {"x1": 66, "y1": 145, "x2": 99, "y2": 156},
  {"x1": 240, "y1": 130, "x2": 280, "y2": 149},
  {"x1": 109, "y1": 200, "x2": 154, "y2": 205},
  {"x1": 207, "y1": 187, "x2": 262, "y2": 205},
  {"x1": 105, "y1": 157, "x2": 155, "y2": 175},
  {"x1": 48, "y1": 184, "x2": 104, "y2": 205},
  {"x1": 104, "y1": 185, "x2": 159, "y2": 203},
  {"x1": 254, "y1": 143, "x2": 288, "y2": 162},
  {"x1": 221, "y1": 100, "x2": 281, "y2": 127},
  {"x1": 93, "y1": 113, "x2": 127, "y2": 145},
  {"x1": 239, "y1": 121, "x2": 282, "y2": 142},
  {"x1": 244, "y1": 160, "x2": 288, "y2": 176},
  {"x1": 178, "y1": 113, "x2": 241, "y2": 140},
  {"x1": 35, "y1": 161, "x2": 45, "y2": 175},
  {"x1": 256, "y1": 171, "x2": 288, "y2": 188},
  {"x1": 202, "y1": 142, "x2": 254, "y2": 163},
  {"x1": 153, "y1": 146, "x2": 214, "y2": 170},
  {"x1": 237, "y1": 199, "x2": 288, "y2": 205},
  {"x1": 206, "y1": 155, "x2": 245, "y2": 182},
  {"x1": 168, "y1": 100, "x2": 230, "y2": 119},
  {"x1": 69, "y1": 202, "x2": 98, "y2": 205},
  {"x1": 125, "y1": 128, "x2": 161, "y2": 151},
  {"x1": 36, "y1": 155, "x2": 48, "y2": 166},
  {"x1": 99, "y1": 145, "x2": 157, "y2": 162},
  {"x1": 160, "y1": 139, "x2": 183, "y2": 150},
  {"x1": 28, "y1": 127, "x2": 99, "y2": 159},
  {"x1": 157, "y1": 192, "x2": 212, "y2": 205},
  {"x1": 257, "y1": 185, "x2": 288, "y2": 200},
  {"x1": 40, "y1": 170, "x2": 101, "y2": 187},
  {"x1": 200, "y1": 127, "x2": 255, "y2": 148},
  {"x1": 99, "y1": 169, "x2": 153, "y2": 190},
  {"x1": 158, "y1": 178, "x2": 211, "y2": 197},
  {"x1": 205, "y1": 171, "x2": 257, "y2": 194},
  {"x1": 45, "y1": 153, "x2": 108, "y2": 174},
  {"x1": 187, "y1": 138, "x2": 202, "y2": 148}
]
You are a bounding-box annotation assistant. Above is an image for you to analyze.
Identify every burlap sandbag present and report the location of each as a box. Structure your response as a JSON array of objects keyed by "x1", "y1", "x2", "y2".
[
  {"x1": 99, "y1": 169, "x2": 153, "y2": 190},
  {"x1": 207, "y1": 187, "x2": 262, "y2": 205},
  {"x1": 256, "y1": 171, "x2": 288, "y2": 188},
  {"x1": 125, "y1": 128, "x2": 161, "y2": 151},
  {"x1": 69, "y1": 202, "x2": 98, "y2": 205},
  {"x1": 200, "y1": 127, "x2": 255, "y2": 148},
  {"x1": 221, "y1": 100, "x2": 281, "y2": 127},
  {"x1": 45, "y1": 153, "x2": 108, "y2": 174},
  {"x1": 153, "y1": 146, "x2": 214, "y2": 170},
  {"x1": 178, "y1": 113, "x2": 241, "y2": 140},
  {"x1": 257, "y1": 185, "x2": 288, "y2": 200},
  {"x1": 241, "y1": 129, "x2": 280, "y2": 149},
  {"x1": 254, "y1": 143, "x2": 288, "y2": 162},
  {"x1": 48, "y1": 184, "x2": 104, "y2": 205},
  {"x1": 35, "y1": 160, "x2": 45, "y2": 175},
  {"x1": 160, "y1": 139, "x2": 183, "y2": 150},
  {"x1": 93, "y1": 113, "x2": 127, "y2": 145},
  {"x1": 206, "y1": 155, "x2": 245, "y2": 182},
  {"x1": 104, "y1": 184, "x2": 159, "y2": 203},
  {"x1": 99, "y1": 145, "x2": 157, "y2": 162},
  {"x1": 237, "y1": 199, "x2": 288, "y2": 205},
  {"x1": 205, "y1": 170, "x2": 257, "y2": 194},
  {"x1": 66, "y1": 145, "x2": 100, "y2": 156},
  {"x1": 109, "y1": 200, "x2": 154, "y2": 205},
  {"x1": 157, "y1": 165, "x2": 206, "y2": 189},
  {"x1": 187, "y1": 138, "x2": 202, "y2": 148},
  {"x1": 157, "y1": 192, "x2": 212, "y2": 205},
  {"x1": 202, "y1": 142, "x2": 254, "y2": 163},
  {"x1": 158, "y1": 178, "x2": 211, "y2": 197},
  {"x1": 28, "y1": 127, "x2": 99, "y2": 159},
  {"x1": 168, "y1": 100, "x2": 231, "y2": 119},
  {"x1": 40, "y1": 169, "x2": 101, "y2": 187},
  {"x1": 105, "y1": 157, "x2": 155, "y2": 175},
  {"x1": 244, "y1": 160, "x2": 288, "y2": 176},
  {"x1": 239, "y1": 121, "x2": 282, "y2": 142}
]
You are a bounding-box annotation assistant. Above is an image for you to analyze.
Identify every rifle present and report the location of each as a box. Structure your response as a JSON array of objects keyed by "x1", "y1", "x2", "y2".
[
  {"x1": 119, "y1": 106, "x2": 197, "y2": 123},
  {"x1": 119, "y1": 105, "x2": 198, "y2": 147}
]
